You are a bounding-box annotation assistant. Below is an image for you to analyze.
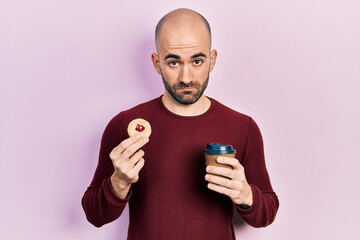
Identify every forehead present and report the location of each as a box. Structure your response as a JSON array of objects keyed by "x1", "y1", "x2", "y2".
[{"x1": 157, "y1": 21, "x2": 211, "y2": 57}]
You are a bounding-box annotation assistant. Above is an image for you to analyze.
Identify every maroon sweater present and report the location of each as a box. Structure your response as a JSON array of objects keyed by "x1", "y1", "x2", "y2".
[{"x1": 82, "y1": 96, "x2": 279, "y2": 239}]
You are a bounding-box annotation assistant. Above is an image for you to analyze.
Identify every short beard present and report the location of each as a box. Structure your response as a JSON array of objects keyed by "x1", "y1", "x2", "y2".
[{"x1": 161, "y1": 73, "x2": 209, "y2": 105}]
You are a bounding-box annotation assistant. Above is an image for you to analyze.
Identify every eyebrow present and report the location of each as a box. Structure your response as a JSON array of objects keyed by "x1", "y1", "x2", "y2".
[
  {"x1": 191, "y1": 53, "x2": 207, "y2": 59},
  {"x1": 163, "y1": 52, "x2": 208, "y2": 61},
  {"x1": 164, "y1": 54, "x2": 180, "y2": 60}
]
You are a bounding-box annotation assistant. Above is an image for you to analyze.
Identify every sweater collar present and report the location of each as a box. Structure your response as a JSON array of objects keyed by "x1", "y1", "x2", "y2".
[{"x1": 157, "y1": 95, "x2": 215, "y2": 120}]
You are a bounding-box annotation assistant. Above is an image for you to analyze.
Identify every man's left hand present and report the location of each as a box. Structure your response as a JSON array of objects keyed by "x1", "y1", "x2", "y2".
[{"x1": 205, "y1": 157, "x2": 253, "y2": 206}]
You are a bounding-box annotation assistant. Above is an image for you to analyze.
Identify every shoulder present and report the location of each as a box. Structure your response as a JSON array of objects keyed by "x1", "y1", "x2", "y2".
[
  {"x1": 209, "y1": 97, "x2": 262, "y2": 133},
  {"x1": 108, "y1": 97, "x2": 160, "y2": 125},
  {"x1": 123, "y1": 97, "x2": 159, "y2": 113},
  {"x1": 210, "y1": 97, "x2": 252, "y2": 121}
]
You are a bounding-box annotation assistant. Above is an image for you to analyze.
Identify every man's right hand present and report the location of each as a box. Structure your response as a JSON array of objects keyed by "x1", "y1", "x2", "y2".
[{"x1": 109, "y1": 134, "x2": 149, "y2": 199}]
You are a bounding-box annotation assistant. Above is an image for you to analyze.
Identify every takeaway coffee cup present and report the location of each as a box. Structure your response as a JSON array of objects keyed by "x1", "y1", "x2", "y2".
[{"x1": 204, "y1": 143, "x2": 236, "y2": 170}]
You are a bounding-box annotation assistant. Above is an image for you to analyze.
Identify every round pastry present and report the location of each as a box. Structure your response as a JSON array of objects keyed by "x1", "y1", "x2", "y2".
[{"x1": 127, "y1": 118, "x2": 152, "y2": 138}]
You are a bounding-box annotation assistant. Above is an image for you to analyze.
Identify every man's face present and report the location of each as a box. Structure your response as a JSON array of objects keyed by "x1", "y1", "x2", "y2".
[
  {"x1": 160, "y1": 49, "x2": 211, "y2": 105},
  {"x1": 152, "y1": 18, "x2": 217, "y2": 105}
]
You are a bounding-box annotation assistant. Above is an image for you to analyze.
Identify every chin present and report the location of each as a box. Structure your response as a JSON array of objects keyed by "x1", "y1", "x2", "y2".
[{"x1": 177, "y1": 94, "x2": 202, "y2": 105}]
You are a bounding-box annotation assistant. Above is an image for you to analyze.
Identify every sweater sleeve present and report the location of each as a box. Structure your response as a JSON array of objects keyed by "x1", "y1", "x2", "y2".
[
  {"x1": 81, "y1": 113, "x2": 131, "y2": 227},
  {"x1": 236, "y1": 117, "x2": 279, "y2": 227}
]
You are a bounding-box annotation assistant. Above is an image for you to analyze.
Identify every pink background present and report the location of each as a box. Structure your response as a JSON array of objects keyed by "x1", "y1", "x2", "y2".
[{"x1": 1, "y1": 0, "x2": 359, "y2": 239}]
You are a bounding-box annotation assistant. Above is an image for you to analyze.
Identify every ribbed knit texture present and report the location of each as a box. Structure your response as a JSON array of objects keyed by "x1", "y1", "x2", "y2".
[{"x1": 82, "y1": 95, "x2": 279, "y2": 239}]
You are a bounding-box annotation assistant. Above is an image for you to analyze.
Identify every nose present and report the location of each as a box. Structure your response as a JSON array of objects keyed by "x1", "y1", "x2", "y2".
[{"x1": 179, "y1": 64, "x2": 192, "y2": 85}]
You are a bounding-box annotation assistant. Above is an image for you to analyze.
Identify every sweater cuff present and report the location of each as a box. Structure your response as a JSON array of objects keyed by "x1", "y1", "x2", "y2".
[
  {"x1": 104, "y1": 176, "x2": 132, "y2": 206},
  {"x1": 236, "y1": 184, "x2": 260, "y2": 216}
]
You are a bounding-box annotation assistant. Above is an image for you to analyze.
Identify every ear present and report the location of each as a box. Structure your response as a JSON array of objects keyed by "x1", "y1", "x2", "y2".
[
  {"x1": 209, "y1": 49, "x2": 217, "y2": 72},
  {"x1": 151, "y1": 52, "x2": 162, "y2": 74}
]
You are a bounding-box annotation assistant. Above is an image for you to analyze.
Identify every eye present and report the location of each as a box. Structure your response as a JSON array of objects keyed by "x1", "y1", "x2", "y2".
[
  {"x1": 193, "y1": 59, "x2": 203, "y2": 66},
  {"x1": 169, "y1": 61, "x2": 179, "y2": 67}
]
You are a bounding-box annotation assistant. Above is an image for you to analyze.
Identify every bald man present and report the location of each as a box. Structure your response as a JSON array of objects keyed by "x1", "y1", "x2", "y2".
[{"x1": 82, "y1": 8, "x2": 279, "y2": 239}]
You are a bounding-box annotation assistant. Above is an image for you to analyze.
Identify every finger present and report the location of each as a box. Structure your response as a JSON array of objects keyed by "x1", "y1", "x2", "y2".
[
  {"x1": 207, "y1": 183, "x2": 237, "y2": 198},
  {"x1": 216, "y1": 157, "x2": 242, "y2": 170},
  {"x1": 131, "y1": 158, "x2": 145, "y2": 175},
  {"x1": 121, "y1": 136, "x2": 149, "y2": 160},
  {"x1": 206, "y1": 166, "x2": 234, "y2": 179},
  {"x1": 119, "y1": 149, "x2": 144, "y2": 173},
  {"x1": 205, "y1": 174, "x2": 234, "y2": 189},
  {"x1": 128, "y1": 149, "x2": 145, "y2": 166},
  {"x1": 111, "y1": 134, "x2": 142, "y2": 157},
  {"x1": 125, "y1": 158, "x2": 145, "y2": 183}
]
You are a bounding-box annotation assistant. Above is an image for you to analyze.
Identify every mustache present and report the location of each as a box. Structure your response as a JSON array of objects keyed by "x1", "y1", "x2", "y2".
[{"x1": 175, "y1": 81, "x2": 198, "y2": 89}]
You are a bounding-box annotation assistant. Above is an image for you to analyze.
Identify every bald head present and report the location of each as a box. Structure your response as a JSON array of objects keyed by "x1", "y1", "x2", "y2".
[{"x1": 155, "y1": 8, "x2": 212, "y2": 51}]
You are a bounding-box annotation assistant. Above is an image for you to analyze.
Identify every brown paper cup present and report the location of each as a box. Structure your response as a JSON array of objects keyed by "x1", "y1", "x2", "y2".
[{"x1": 204, "y1": 153, "x2": 235, "y2": 170}]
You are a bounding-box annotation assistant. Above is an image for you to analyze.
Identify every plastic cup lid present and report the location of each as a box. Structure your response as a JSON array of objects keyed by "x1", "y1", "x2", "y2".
[{"x1": 204, "y1": 143, "x2": 236, "y2": 155}]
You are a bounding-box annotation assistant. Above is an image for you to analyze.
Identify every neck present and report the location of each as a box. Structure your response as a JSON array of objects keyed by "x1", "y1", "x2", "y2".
[{"x1": 161, "y1": 91, "x2": 211, "y2": 117}]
